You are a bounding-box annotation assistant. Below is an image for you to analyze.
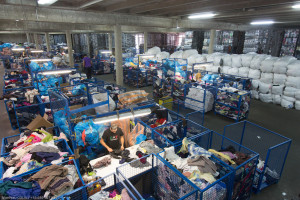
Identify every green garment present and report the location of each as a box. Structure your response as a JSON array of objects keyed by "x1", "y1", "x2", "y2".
[{"x1": 0, "y1": 181, "x2": 33, "y2": 196}]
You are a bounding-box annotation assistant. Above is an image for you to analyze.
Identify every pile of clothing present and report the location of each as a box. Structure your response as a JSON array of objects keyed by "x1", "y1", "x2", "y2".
[
  {"x1": 253, "y1": 159, "x2": 280, "y2": 188},
  {"x1": 185, "y1": 86, "x2": 214, "y2": 112},
  {"x1": 153, "y1": 122, "x2": 184, "y2": 146},
  {"x1": 1, "y1": 128, "x2": 70, "y2": 179},
  {"x1": 215, "y1": 87, "x2": 250, "y2": 120},
  {"x1": 0, "y1": 163, "x2": 82, "y2": 199},
  {"x1": 89, "y1": 188, "x2": 132, "y2": 200},
  {"x1": 103, "y1": 84, "x2": 124, "y2": 102},
  {"x1": 153, "y1": 77, "x2": 172, "y2": 99}
]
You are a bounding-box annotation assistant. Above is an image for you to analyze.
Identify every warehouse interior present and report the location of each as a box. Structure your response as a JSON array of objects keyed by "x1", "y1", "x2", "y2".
[{"x1": 0, "y1": 0, "x2": 300, "y2": 200}]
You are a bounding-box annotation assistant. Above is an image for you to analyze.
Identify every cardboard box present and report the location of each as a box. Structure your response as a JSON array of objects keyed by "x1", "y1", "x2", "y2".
[{"x1": 27, "y1": 115, "x2": 54, "y2": 134}]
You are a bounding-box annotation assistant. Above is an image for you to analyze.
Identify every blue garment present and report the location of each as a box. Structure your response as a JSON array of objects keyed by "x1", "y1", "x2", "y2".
[{"x1": 6, "y1": 181, "x2": 41, "y2": 199}]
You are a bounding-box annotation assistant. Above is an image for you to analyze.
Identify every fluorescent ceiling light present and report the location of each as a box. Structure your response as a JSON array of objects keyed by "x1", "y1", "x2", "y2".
[
  {"x1": 30, "y1": 50, "x2": 44, "y2": 53},
  {"x1": 12, "y1": 48, "x2": 25, "y2": 51},
  {"x1": 41, "y1": 70, "x2": 73, "y2": 75},
  {"x1": 63, "y1": 47, "x2": 68, "y2": 49},
  {"x1": 292, "y1": 4, "x2": 300, "y2": 8},
  {"x1": 139, "y1": 55, "x2": 155, "y2": 59},
  {"x1": 30, "y1": 59, "x2": 51, "y2": 62},
  {"x1": 38, "y1": 0, "x2": 58, "y2": 5},
  {"x1": 101, "y1": 51, "x2": 112, "y2": 54},
  {"x1": 188, "y1": 12, "x2": 216, "y2": 19},
  {"x1": 250, "y1": 20, "x2": 275, "y2": 25},
  {"x1": 94, "y1": 108, "x2": 151, "y2": 124}
]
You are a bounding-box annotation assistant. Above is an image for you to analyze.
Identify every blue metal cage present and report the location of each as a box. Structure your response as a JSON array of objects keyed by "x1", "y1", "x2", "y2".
[{"x1": 223, "y1": 121, "x2": 292, "y2": 193}]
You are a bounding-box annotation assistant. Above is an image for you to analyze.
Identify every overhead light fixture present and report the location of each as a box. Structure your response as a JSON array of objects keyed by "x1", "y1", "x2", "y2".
[
  {"x1": 139, "y1": 55, "x2": 155, "y2": 59},
  {"x1": 250, "y1": 20, "x2": 275, "y2": 25},
  {"x1": 101, "y1": 51, "x2": 112, "y2": 54},
  {"x1": 93, "y1": 108, "x2": 151, "y2": 124},
  {"x1": 30, "y1": 58, "x2": 52, "y2": 62},
  {"x1": 41, "y1": 70, "x2": 73, "y2": 75},
  {"x1": 188, "y1": 12, "x2": 216, "y2": 19},
  {"x1": 63, "y1": 47, "x2": 68, "y2": 49},
  {"x1": 30, "y1": 50, "x2": 44, "y2": 53},
  {"x1": 38, "y1": 0, "x2": 58, "y2": 5},
  {"x1": 292, "y1": 4, "x2": 300, "y2": 8},
  {"x1": 12, "y1": 48, "x2": 25, "y2": 51},
  {"x1": 16, "y1": 20, "x2": 19, "y2": 22}
]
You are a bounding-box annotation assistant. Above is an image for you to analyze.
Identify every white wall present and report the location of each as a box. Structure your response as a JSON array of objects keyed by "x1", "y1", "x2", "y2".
[{"x1": 0, "y1": 34, "x2": 27, "y2": 43}]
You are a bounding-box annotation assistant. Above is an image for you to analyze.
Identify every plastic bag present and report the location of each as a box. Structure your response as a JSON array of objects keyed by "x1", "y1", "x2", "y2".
[
  {"x1": 53, "y1": 110, "x2": 70, "y2": 136},
  {"x1": 259, "y1": 82, "x2": 271, "y2": 94},
  {"x1": 29, "y1": 62, "x2": 41, "y2": 72},
  {"x1": 259, "y1": 93, "x2": 272, "y2": 103},
  {"x1": 260, "y1": 73, "x2": 273, "y2": 84},
  {"x1": 251, "y1": 80, "x2": 260, "y2": 89},
  {"x1": 251, "y1": 90, "x2": 259, "y2": 99},
  {"x1": 43, "y1": 61, "x2": 54, "y2": 71},
  {"x1": 250, "y1": 55, "x2": 268, "y2": 69},
  {"x1": 287, "y1": 60, "x2": 300, "y2": 77},
  {"x1": 281, "y1": 98, "x2": 294, "y2": 109},
  {"x1": 222, "y1": 66, "x2": 231, "y2": 74},
  {"x1": 283, "y1": 87, "x2": 298, "y2": 97},
  {"x1": 241, "y1": 54, "x2": 254, "y2": 67},
  {"x1": 295, "y1": 101, "x2": 300, "y2": 110},
  {"x1": 135, "y1": 134, "x2": 147, "y2": 145},
  {"x1": 285, "y1": 76, "x2": 300, "y2": 89},
  {"x1": 71, "y1": 84, "x2": 86, "y2": 96},
  {"x1": 261, "y1": 57, "x2": 278, "y2": 73},
  {"x1": 238, "y1": 67, "x2": 250, "y2": 77},
  {"x1": 273, "y1": 56, "x2": 296, "y2": 74},
  {"x1": 118, "y1": 90, "x2": 149, "y2": 106},
  {"x1": 231, "y1": 55, "x2": 242, "y2": 68},
  {"x1": 273, "y1": 74, "x2": 286, "y2": 85},
  {"x1": 271, "y1": 85, "x2": 284, "y2": 95},
  {"x1": 248, "y1": 69, "x2": 261, "y2": 79},
  {"x1": 223, "y1": 55, "x2": 232, "y2": 66},
  {"x1": 182, "y1": 49, "x2": 198, "y2": 59},
  {"x1": 228, "y1": 67, "x2": 239, "y2": 76},
  {"x1": 272, "y1": 95, "x2": 281, "y2": 104},
  {"x1": 92, "y1": 92, "x2": 116, "y2": 114},
  {"x1": 74, "y1": 119, "x2": 103, "y2": 147}
]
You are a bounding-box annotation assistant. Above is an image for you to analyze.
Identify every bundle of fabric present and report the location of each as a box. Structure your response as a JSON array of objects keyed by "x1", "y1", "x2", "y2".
[
  {"x1": 118, "y1": 90, "x2": 149, "y2": 107},
  {"x1": 185, "y1": 86, "x2": 214, "y2": 112},
  {"x1": 89, "y1": 188, "x2": 132, "y2": 200}
]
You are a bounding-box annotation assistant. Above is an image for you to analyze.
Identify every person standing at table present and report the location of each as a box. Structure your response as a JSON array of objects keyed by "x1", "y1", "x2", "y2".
[{"x1": 82, "y1": 54, "x2": 93, "y2": 79}]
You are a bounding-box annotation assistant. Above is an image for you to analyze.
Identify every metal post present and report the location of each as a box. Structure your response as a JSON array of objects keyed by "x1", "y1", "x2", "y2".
[
  {"x1": 34, "y1": 33, "x2": 39, "y2": 50},
  {"x1": 144, "y1": 32, "x2": 148, "y2": 53},
  {"x1": 66, "y1": 30, "x2": 74, "y2": 67},
  {"x1": 108, "y1": 32, "x2": 113, "y2": 55},
  {"x1": 45, "y1": 32, "x2": 51, "y2": 52},
  {"x1": 208, "y1": 29, "x2": 216, "y2": 54},
  {"x1": 114, "y1": 25, "x2": 123, "y2": 85}
]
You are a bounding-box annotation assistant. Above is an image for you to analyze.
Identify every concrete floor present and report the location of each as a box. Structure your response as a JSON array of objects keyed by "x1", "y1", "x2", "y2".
[{"x1": 0, "y1": 72, "x2": 299, "y2": 200}]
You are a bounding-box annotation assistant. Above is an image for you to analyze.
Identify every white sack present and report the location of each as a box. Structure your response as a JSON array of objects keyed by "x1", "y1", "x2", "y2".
[
  {"x1": 282, "y1": 95, "x2": 296, "y2": 102},
  {"x1": 272, "y1": 95, "x2": 281, "y2": 104},
  {"x1": 295, "y1": 91, "x2": 300, "y2": 100},
  {"x1": 213, "y1": 55, "x2": 223, "y2": 66},
  {"x1": 295, "y1": 101, "x2": 300, "y2": 110},
  {"x1": 273, "y1": 56, "x2": 296, "y2": 74},
  {"x1": 248, "y1": 69, "x2": 261, "y2": 79},
  {"x1": 241, "y1": 54, "x2": 254, "y2": 67},
  {"x1": 228, "y1": 67, "x2": 239, "y2": 76},
  {"x1": 222, "y1": 66, "x2": 231, "y2": 74},
  {"x1": 287, "y1": 60, "x2": 300, "y2": 77},
  {"x1": 281, "y1": 98, "x2": 294, "y2": 109},
  {"x1": 260, "y1": 73, "x2": 273, "y2": 84},
  {"x1": 261, "y1": 57, "x2": 278, "y2": 73},
  {"x1": 223, "y1": 55, "x2": 232, "y2": 67},
  {"x1": 93, "y1": 93, "x2": 116, "y2": 114},
  {"x1": 259, "y1": 93, "x2": 272, "y2": 103},
  {"x1": 273, "y1": 74, "x2": 287, "y2": 85},
  {"x1": 251, "y1": 79, "x2": 260, "y2": 89},
  {"x1": 259, "y1": 82, "x2": 272, "y2": 93},
  {"x1": 231, "y1": 55, "x2": 242, "y2": 68},
  {"x1": 283, "y1": 87, "x2": 298, "y2": 97},
  {"x1": 156, "y1": 51, "x2": 170, "y2": 62},
  {"x1": 182, "y1": 49, "x2": 198, "y2": 59},
  {"x1": 238, "y1": 67, "x2": 250, "y2": 77},
  {"x1": 211, "y1": 66, "x2": 220, "y2": 73},
  {"x1": 145, "y1": 46, "x2": 161, "y2": 55},
  {"x1": 185, "y1": 87, "x2": 214, "y2": 112},
  {"x1": 170, "y1": 51, "x2": 183, "y2": 59},
  {"x1": 206, "y1": 54, "x2": 214, "y2": 62},
  {"x1": 271, "y1": 85, "x2": 284, "y2": 95},
  {"x1": 250, "y1": 55, "x2": 268, "y2": 69},
  {"x1": 206, "y1": 65, "x2": 213, "y2": 72},
  {"x1": 195, "y1": 55, "x2": 207, "y2": 63},
  {"x1": 251, "y1": 90, "x2": 259, "y2": 99},
  {"x1": 285, "y1": 76, "x2": 300, "y2": 89}
]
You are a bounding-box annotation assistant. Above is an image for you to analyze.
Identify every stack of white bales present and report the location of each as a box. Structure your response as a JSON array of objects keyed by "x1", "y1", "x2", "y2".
[
  {"x1": 284, "y1": 60, "x2": 300, "y2": 109},
  {"x1": 185, "y1": 87, "x2": 214, "y2": 112}
]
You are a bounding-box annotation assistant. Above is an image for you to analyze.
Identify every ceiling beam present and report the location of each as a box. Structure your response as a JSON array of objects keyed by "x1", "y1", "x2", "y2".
[
  {"x1": 105, "y1": 0, "x2": 159, "y2": 12},
  {"x1": 77, "y1": 0, "x2": 105, "y2": 10}
]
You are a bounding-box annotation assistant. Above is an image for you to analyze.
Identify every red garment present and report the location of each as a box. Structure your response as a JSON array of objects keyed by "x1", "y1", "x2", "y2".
[{"x1": 150, "y1": 118, "x2": 166, "y2": 128}]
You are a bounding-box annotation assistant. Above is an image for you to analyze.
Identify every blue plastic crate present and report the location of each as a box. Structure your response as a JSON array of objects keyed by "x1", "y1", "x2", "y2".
[
  {"x1": 116, "y1": 154, "x2": 199, "y2": 200},
  {"x1": 223, "y1": 121, "x2": 292, "y2": 193},
  {"x1": 186, "y1": 131, "x2": 259, "y2": 199},
  {"x1": 57, "y1": 172, "x2": 140, "y2": 200}
]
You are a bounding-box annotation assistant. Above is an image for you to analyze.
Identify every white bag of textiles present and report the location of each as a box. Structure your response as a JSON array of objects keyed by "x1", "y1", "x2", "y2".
[
  {"x1": 248, "y1": 69, "x2": 261, "y2": 79},
  {"x1": 170, "y1": 51, "x2": 183, "y2": 59},
  {"x1": 206, "y1": 54, "x2": 214, "y2": 62},
  {"x1": 295, "y1": 91, "x2": 300, "y2": 100},
  {"x1": 273, "y1": 74, "x2": 287, "y2": 85},
  {"x1": 145, "y1": 46, "x2": 161, "y2": 55},
  {"x1": 52, "y1": 57, "x2": 62, "y2": 65},
  {"x1": 211, "y1": 66, "x2": 220, "y2": 73},
  {"x1": 187, "y1": 54, "x2": 201, "y2": 65},
  {"x1": 271, "y1": 85, "x2": 284, "y2": 95},
  {"x1": 156, "y1": 51, "x2": 169, "y2": 62},
  {"x1": 295, "y1": 101, "x2": 300, "y2": 110},
  {"x1": 231, "y1": 55, "x2": 242, "y2": 68},
  {"x1": 250, "y1": 54, "x2": 268, "y2": 69},
  {"x1": 213, "y1": 55, "x2": 223, "y2": 66},
  {"x1": 285, "y1": 76, "x2": 300, "y2": 89},
  {"x1": 272, "y1": 95, "x2": 281, "y2": 104},
  {"x1": 222, "y1": 66, "x2": 231, "y2": 74},
  {"x1": 287, "y1": 60, "x2": 300, "y2": 77},
  {"x1": 206, "y1": 65, "x2": 213, "y2": 72},
  {"x1": 261, "y1": 57, "x2": 278, "y2": 73},
  {"x1": 223, "y1": 55, "x2": 232, "y2": 67},
  {"x1": 251, "y1": 79, "x2": 259, "y2": 89},
  {"x1": 238, "y1": 67, "x2": 250, "y2": 77},
  {"x1": 182, "y1": 49, "x2": 198, "y2": 59},
  {"x1": 273, "y1": 56, "x2": 296, "y2": 74},
  {"x1": 283, "y1": 87, "x2": 298, "y2": 97},
  {"x1": 259, "y1": 82, "x2": 271, "y2": 93},
  {"x1": 228, "y1": 67, "x2": 239, "y2": 76},
  {"x1": 92, "y1": 93, "x2": 116, "y2": 114},
  {"x1": 259, "y1": 93, "x2": 272, "y2": 103},
  {"x1": 260, "y1": 73, "x2": 273, "y2": 84},
  {"x1": 282, "y1": 95, "x2": 296, "y2": 102},
  {"x1": 195, "y1": 55, "x2": 207, "y2": 63},
  {"x1": 241, "y1": 54, "x2": 254, "y2": 67},
  {"x1": 251, "y1": 90, "x2": 259, "y2": 99},
  {"x1": 281, "y1": 97, "x2": 294, "y2": 109}
]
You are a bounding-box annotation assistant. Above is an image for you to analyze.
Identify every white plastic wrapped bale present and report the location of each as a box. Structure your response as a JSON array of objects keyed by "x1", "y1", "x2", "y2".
[
  {"x1": 182, "y1": 49, "x2": 198, "y2": 59},
  {"x1": 241, "y1": 54, "x2": 254, "y2": 67},
  {"x1": 259, "y1": 93, "x2": 272, "y2": 103},
  {"x1": 187, "y1": 54, "x2": 201, "y2": 66},
  {"x1": 261, "y1": 57, "x2": 278, "y2": 73},
  {"x1": 281, "y1": 95, "x2": 295, "y2": 109},
  {"x1": 211, "y1": 66, "x2": 220, "y2": 73},
  {"x1": 223, "y1": 55, "x2": 232, "y2": 67},
  {"x1": 206, "y1": 54, "x2": 214, "y2": 62},
  {"x1": 285, "y1": 76, "x2": 300, "y2": 89},
  {"x1": 248, "y1": 69, "x2": 261, "y2": 79},
  {"x1": 271, "y1": 85, "x2": 284, "y2": 95},
  {"x1": 228, "y1": 67, "x2": 239, "y2": 76},
  {"x1": 156, "y1": 51, "x2": 170, "y2": 62},
  {"x1": 259, "y1": 82, "x2": 272, "y2": 94},
  {"x1": 273, "y1": 56, "x2": 296, "y2": 74},
  {"x1": 296, "y1": 91, "x2": 300, "y2": 100},
  {"x1": 231, "y1": 55, "x2": 242, "y2": 68},
  {"x1": 295, "y1": 101, "x2": 300, "y2": 110},
  {"x1": 213, "y1": 55, "x2": 224, "y2": 66},
  {"x1": 92, "y1": 93, "x2": 116, "y2": 114},
  {"x1": 145, "y1": 46, "x2": 161, "y2": 55},
  {"x1": 287, "y1": 60, "x2": 300, "y2": 77},
  {"x1": 273, "y1": 74, "x2": 287, "y2": 85},
  {"x1": 222, "y1": 66, "x2": 231, "y2": 74},
  {"x1": 195, "y1": 55, "x2": 207, "y2": 63},
  {"x1": 205, "y1": 65, "x2": 213, "y2": 72},
  {"x1": 260, "y1": 73, "x2": 273, "y2": 84},
  {"x1": 251, "y1": 79, "x2": 260, "y2": 90},
  {"x1": 250, "y1": 54, "x2": 268, "y2": 69},
  {"x1": 52, "y1": 57, "x2": 62, "y2": 65},
  {"x1": 251, "y1": 90, "x2": 259, "y2": 99},
  {"x1": 283, "y1": 87, "x2": 299, "y2": 97},
  {"x1": 272, "y1": 95, "x2": 281, "y2": 104},
  {"x1": 238, "y1": 67, "x2": 250, "y2": 77},
  {"x1": 170, "y1": 51, "x2": 183, "y2": 59},
  {"x1": 185, "y1": 87, "x2": 214, "y2": 112}
]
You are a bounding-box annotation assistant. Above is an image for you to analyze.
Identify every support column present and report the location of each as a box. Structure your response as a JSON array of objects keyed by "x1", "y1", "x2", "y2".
[
  {"x1": 26, "y1": 33, "x2": 31, "y2": 44},
  {"x1": 45, "y1": 32, "x2": 51, "y2": 52},
  {"x1": 114, "y1": 25, "x2": 123, "y2": 85},
  {"x1": 86, "y1": 33, "x2": 91, "y2": 57},
  {"x1": 66, "y1": 31, "x2": 74, "y2": 67},
  {"x1": 208, "y1": 29, "x2": 216, "y2": 54},
  {"x1": 108, "y1": 33, "x2": 113, "y2": 55},
  {"x1": 144, "y1": 32, "x2": 148, "y2": 53},
  {"x1": 34, "y1": 33, "x2": 39, "y2": 50}
]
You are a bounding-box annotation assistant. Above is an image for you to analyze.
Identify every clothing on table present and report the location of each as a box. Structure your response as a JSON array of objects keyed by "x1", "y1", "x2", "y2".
[
  {"x1": 93, "y1": 157, "x2": 111, "y2": 168},
  {"x1": 102, "y1": 127, "x2": 124, "y2": 150},
  {"x1": 138, "y1": 140, "x2": 162, "y2": 154}
]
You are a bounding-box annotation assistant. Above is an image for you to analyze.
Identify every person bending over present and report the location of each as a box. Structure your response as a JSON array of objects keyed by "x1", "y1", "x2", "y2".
[{"x1": 100, "y1": 123, "x2": 124, "y2": 155}]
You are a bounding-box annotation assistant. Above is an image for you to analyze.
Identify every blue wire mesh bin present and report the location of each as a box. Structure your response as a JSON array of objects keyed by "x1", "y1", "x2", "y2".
[
  {"x1": 223, "y1": 121, "x2": 292, "y2": 193},
  {"x1": 186, "y1": 131, "x2": 259, "y2": 199},
  {"x1": 116, "y1": 154, "x2": 199, "y2": 200},
  {"x1": 57, "y1": 173, "x2": 139, "y2": 200}
]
